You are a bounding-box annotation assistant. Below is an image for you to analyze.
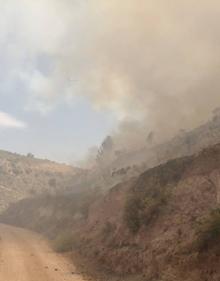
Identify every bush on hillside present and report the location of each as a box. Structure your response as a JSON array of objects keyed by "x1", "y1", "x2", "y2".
[
  {"x1": 195, "y1": 208, "x2": 220, "y2": 252},
  {"x1": 124, "y1": 195, "x2": 142, "y2": 233},
  {"x1": 52, "y1": 231, "x2": 79, "y2": 253},
  {"x1": 124, "y1": 186, "x2": 170, "y2": 234}
]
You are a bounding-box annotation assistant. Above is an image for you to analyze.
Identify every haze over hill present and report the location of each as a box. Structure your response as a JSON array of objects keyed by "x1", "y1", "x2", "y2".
[
  {"x1": 0, "y1": 150, "x2": 83, "y2": 211},
  {"x1": 2, "y1": 115, "x2": 220, "y2": 281},
  {"x1": 2, "y1": 1, "x2": 220, "y2": 281},
  {"x1": 3, "y1": 140, "x2": 220, "y2": 281},
  {"x1": 2, "y1": 109, "x2": 220, "y2": 213}
]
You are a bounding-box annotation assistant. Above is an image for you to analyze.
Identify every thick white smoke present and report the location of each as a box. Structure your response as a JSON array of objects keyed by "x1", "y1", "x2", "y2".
[{"x1": 2, "y1": 0, "x2": 220, "y2": 149}]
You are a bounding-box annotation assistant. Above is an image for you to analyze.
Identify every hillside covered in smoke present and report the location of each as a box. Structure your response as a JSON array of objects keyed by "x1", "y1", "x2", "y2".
[
  {"x1": 83, "y1": 110, "x2": 220, "y2": 190},
  {"x1": 4, "y1": 139, "x2": 220, "y2": 281},
  {"x1": 2, "y1": 1, "x2": 220, "y2": 281}
]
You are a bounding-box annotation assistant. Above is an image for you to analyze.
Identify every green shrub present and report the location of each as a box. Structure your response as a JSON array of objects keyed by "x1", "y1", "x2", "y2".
[
  {"x1": 124, "y1": 195, "x2": 142, "y2": 233},
  {"x1": 124, "y1": 187, "x2": 170, "y2": 234},
  {"x1": 52, "y1": 231, "x2": 78, "y2": 253},
  {"x1": 195, "y1": 208, "x2": 220, "y2": 252}
]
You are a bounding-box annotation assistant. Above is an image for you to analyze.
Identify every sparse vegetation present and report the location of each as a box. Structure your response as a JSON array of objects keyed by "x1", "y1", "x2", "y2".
[
  {"x1": 3, "y1": 143, "x2": 220, "y2": 279},
  {"x1": 194, "y1": 208, "x2": 220, "y2": 252},
  {"x1": 0, "y1": 188, "x2": 102, "y2": 240},
  {"x1": 124, "y1": 158, "x2": 190, "y2": 234},
  {"x1": 0, "y1": 149, "x2": 81, "y2": 212},
  {"x1": 79, "y1": 187, "x2": 102, "y2": 219},
  {"x1": 27, "y1": 153, "x2": 34, "y2": 159},
  {"x1": 124, "y1": 195, "x2": 142, "y2": 233},
  {"x1": 52, "y1": 231, "x2": 78, "y2": 253},
  {"x1": 124, "y1": 187, "x2": 169, "y2": 233}
]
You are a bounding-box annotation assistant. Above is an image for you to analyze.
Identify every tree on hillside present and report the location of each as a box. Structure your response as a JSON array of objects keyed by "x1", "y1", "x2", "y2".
[
  {"x1": 96, "y1": 136, "x2": 114, "y2": 164},
  {"x1": 96, "y1": 136, "x2": 114, "y2": 184},
  {"x1": 146, "y1": 131, "x2": 155, "y2": 146},
  {"x1": 27, "y1": 153, "x2": 34, "y2": 159},
  {"x1": 212, "y1": 107, "x2": 220, "y2": 122}
]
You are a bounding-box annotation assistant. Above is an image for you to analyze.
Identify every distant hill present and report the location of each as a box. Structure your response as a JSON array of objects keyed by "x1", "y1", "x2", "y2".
[{"x1": 0, "y1": 150, "x2": 83, "y2": 211}]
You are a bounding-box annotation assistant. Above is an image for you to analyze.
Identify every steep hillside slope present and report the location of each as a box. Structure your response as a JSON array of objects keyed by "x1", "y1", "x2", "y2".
[
  {"x1": 0, "y1": 150, "x2": 82, "y2": 211},
  {"x1": 106, "y1": 114, "x2": 220, "y2": 186},
  {"x1": 77, "y1": 144, "x2": 220, "y2": 281},
  {"x1": 3, "y1": 143, "x2": 220, "y2": 280}
]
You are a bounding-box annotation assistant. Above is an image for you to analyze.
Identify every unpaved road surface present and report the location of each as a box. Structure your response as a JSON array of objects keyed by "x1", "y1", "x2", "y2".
[{"x1": 0, "y1": 224, "x2": 86, "y2": 281}]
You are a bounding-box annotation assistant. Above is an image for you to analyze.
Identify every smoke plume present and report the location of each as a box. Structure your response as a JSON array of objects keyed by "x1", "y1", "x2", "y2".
[{"x1": 2, "y1": 0, "x2": 220, "y2": 150}]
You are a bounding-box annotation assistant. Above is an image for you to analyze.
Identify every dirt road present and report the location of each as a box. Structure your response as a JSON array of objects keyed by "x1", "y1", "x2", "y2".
[{"x1": 0, "y1": 224, "x2": 86, "y2": 281}]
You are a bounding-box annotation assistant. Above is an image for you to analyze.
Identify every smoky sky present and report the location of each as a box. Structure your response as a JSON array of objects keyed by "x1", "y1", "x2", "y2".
[{"x1": 2, "y1": 0, "x2": 220, "y2": 151}]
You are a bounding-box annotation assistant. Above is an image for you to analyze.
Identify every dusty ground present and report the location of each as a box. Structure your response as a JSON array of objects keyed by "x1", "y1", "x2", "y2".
[{"x1": 0, "y1": 223, "x2": 87, "y2": 281}]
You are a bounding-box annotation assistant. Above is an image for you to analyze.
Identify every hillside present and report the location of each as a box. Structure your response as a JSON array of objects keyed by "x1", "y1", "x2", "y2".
[
  {"x1": 3, "y1": 143, "x2": 220, "y2": 280},
  {"x1": 0, "y1": 150, "x2": 83, "y2": 211},
  {"x1": 77, "y1": 143, "x2": 220, "y2": 281},
  {"x1": 104, "y1": 113, "x2": 220, "y2": 187}
]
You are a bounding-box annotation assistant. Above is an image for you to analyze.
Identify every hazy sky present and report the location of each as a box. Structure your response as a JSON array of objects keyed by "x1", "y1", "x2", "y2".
[
  {"x1": 1, "y1": 1, "x2": 220, "y2": 163},
  {"x1": 0, "y1": 93, "x2": 116, "y2": 163},
  {"x1": 0, "y1": 1, "x2": 119, "y2": 163},
  {"x1": 0, "y1": 50, "x2": 117, "y2": 163}
]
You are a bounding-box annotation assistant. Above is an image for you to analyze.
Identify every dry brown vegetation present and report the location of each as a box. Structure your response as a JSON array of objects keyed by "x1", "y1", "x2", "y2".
[{"x1": 3, "y1": 123, "x2": 220, "y2": 280}]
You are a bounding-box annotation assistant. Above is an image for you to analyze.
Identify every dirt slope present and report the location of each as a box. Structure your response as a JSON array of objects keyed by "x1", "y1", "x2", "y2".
[{"x1": 0, "y1": 223, "x2": 86, "y2": 281}]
